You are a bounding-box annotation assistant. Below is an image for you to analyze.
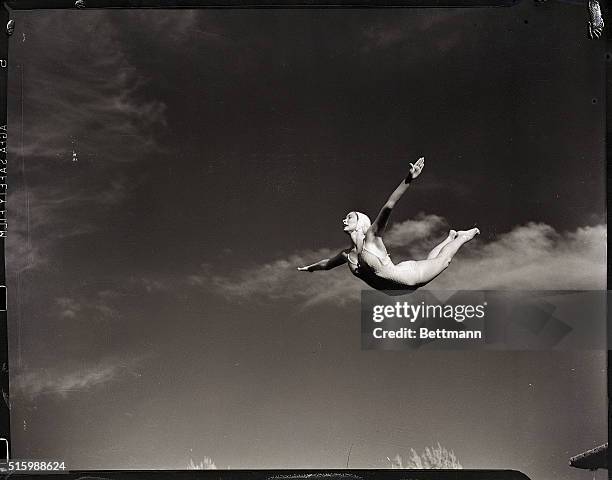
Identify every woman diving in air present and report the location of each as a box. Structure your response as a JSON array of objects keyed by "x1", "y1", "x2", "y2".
[{"x1": 297, "y1": 158, "x2": 479, "y2": 292}]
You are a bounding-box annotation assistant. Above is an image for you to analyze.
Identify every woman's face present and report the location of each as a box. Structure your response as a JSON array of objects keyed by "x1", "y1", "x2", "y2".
[{"x1": 343, "y1": 212, "x2": 359, "y2": 233}]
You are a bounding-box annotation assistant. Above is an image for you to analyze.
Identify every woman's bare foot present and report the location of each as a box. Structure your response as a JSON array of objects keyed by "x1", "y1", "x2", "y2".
[
  {"x1": 456, "y1": 228, "x2": 480, "y2": 241},
  {"x1": 449, "y1": 229, "x2": 458, "y2": 240}
]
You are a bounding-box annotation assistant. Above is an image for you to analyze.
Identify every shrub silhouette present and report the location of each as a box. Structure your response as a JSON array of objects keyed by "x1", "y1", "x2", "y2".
[
  {"x1": 388, "y1": 443, "x2": 462, "y2": 469},
  {"x1": 188, "y1": 457, "x2": 217, "y2": 470}
]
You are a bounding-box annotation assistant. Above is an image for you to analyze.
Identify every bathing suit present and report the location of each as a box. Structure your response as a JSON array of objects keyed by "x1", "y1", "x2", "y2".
[
  {"x1": 347, "y1": 247, "x2": 390, "y2": 268},
  {"x1": 360, "y1": 246, "x2": 392, "y2": 267},
  {"x1": 348, "y1": 246, "x2": 419, "y2": 292}
]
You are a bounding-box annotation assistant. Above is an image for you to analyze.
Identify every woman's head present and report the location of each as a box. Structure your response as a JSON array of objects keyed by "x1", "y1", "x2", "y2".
[{"x1": 343, "y1": 211, "x2": 371, "y2": 235}]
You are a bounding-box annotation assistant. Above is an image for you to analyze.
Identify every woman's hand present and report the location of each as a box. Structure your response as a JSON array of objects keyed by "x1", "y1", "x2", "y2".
[
  {"x1": 297, "y1": 265, "x2": 312, "y2": 272},
  {"x1": 409, "y1": 157, "x2": 425, "y2": 180}
]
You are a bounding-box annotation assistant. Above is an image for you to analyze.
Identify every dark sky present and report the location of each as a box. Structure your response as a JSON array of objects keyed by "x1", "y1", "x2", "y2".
[{"x1": 4, "y1": 1, "x2": 607, "y2": 477}]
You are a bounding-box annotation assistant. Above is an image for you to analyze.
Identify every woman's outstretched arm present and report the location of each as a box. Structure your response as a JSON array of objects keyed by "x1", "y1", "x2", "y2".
[
  {"x1": 297, "y1": 249, "x2": 349, "y2": 272},
  {"x1": 369, "y1": 157, "x2": 425, "y2": 238}
]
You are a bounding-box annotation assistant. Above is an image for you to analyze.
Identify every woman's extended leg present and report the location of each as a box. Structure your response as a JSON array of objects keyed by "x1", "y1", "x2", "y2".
[
  {"x1": 398, "y1": 228, "x2": 479, "y2": 285},
  {"x1": 427, "y1": 230, "x2": 457, "y2": 259}
]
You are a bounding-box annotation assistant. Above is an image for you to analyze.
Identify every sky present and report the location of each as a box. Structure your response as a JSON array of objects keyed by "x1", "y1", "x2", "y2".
[{"x1": 4, "y1": 1, "x2": 607, "y2": 478}]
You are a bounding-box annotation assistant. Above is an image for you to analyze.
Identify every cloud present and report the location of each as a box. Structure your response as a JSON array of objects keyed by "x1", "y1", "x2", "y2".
[
  {"x1": 7, "y1": 186, "x2": 71, "y2": 273},
  {"x1": 12, "y1": 356, "x2": 146, "y2": 400},
  {"x1": 361, "y1": 11, "x2": 465, "y2": 54},
  {"x1": 116, "y1": 10, "x2": 208, "y2": 47},
  {"x1": 385, "y1": 213, "x2": 448, "y2": 251},
  {"x1": 56, "y1": 297, "x2": 81, "y2": 319},
  {"x1": 189, "y1": 248, "x2": 363, "y2": 308},
  {"x1": 6, "y1": 177, "x2": 130, "y2": 273},
  {"x1": 45, "y1": 277, "x2": 175, "y2": 324},
  {"x1": 201, "y1": 216, "x2": 606, "y2": 308},
  {"x1": 9, "y1": 11, "x2": 167, "y2": 162},
  {"x1": 54, "y1": 293, "x2": 120, "y2": 322},
  {"x1": 136, "y1": 277, "x2": 168, "y2": 294},
  {"x1": 363, "y1": 24, "x2": 406, "y2": 50},
  {"x1": 6, "y1": 10, "x2": 173, "y2": 275},
  {"x1": 429, "y1": 222, "x2": 607, "y2": 290}
]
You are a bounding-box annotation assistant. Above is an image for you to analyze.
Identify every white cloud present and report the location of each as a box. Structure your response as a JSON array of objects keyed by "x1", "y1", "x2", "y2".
[
  {"x1": 9, "y1": 12, "x2": 167, "y2": 162},
  {"x1": 119, "y1": 10, "x2": 202, "y2": 46},
  {"x1": 202, "y1": 216, "x2": 606, "y2": 308},
  {"x1": 6, "y1": 178, "x2": 130, "y2": 273},
  {"x1": 12, "y1": 356, "x2": 146, "y2": 400},
  {"x1": 6, "y1": 10, "x2": 171, "y2": 275},
  {"x1": 429, "y1": 222, "x2": 607, "y2": 290},
  {"x1": 137, "y1": 278, "x2": 168, "y2": 294},
  {"x1": 54, "y1": 294, "x2": 120, "y2": 322},
  {"x1": 385, "y1": 212, "x2": 448, "y2": 257},
  {"x1": 361, "y1": 11, "x2": 464, "y2": 54},
  {"x1": 56, "y1": 297, "x2": 81, "y2": 319},
  {"x1": 189, "y1": 248, "x2": 364, "y2": 308}
]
